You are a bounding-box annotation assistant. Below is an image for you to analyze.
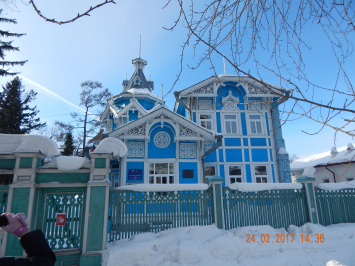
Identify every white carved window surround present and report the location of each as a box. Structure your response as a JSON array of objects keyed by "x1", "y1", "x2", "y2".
[
  {"x1": 253, "y1": 165, "x2": 268, "y2": 183},
  {"x1": 199, "y1": 114, "x2": 212, "y2": 130},
  {"x1": 179, "y1": 142, "x2": 197, "y2": 158},
  {"x1": 204, "y1": 165, "x2": 216, "y2": 178},
  {"x1": 149, "y1": 163, "x2": 174, "y2": 184},
  {"x1": 224, "y1": 114, "x2": 238, "y2": 134},
  {"x1": 228, "y1": 165, "x2": 243, "y2": 184},
  {"x1": 127, "y1": 141, "x2": 145, "y2": 158},
  {"x1": 249, "y1": 114, "x2": 263, "y2": 134}
]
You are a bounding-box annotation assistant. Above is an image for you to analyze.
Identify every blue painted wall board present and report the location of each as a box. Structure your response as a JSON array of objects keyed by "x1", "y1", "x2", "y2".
[
  {"x1": 251, "y1": 149, "x2": 268, "y2": 162},
  {"x1": 219, "y1": 149, "x2": 224, "y2": 162},
  {"x1": 219, "y1": 164, "x2": 225, "y2": 187},
  {"x1": 148, "y1": 127, "x2": 176, "y2": 158},
  {"x1": 138, "y1": 99, "x2": 155, "y2": 110},
  {"x1": 177, "y1": 104, "x2": 186, "y2": 116},
  {"x1": 265, "y1": 112, "x2": 270, "y2": 136},
  {"x1": 250, "y1": 138, "x2": 267, "y2": 146},
  {"x1": 244, "y1": 149, "x2": 250, "y2": 162},
  {"x1": 268, "y1": 138, "x2": 271, "y2": 146},
  {"x1": 271, "y1": 164, "x2": 276, "y2": 183},
  {"x1": 204, "y1": 150, "x2": 217, "y2": 162},
  {"x1": 126, "y1": 161, "x2": 144, "y2": 183},
  {"x1": 240, "y1": 113, "x2": 247, "y2": 135},
  {"x1": 225, "y1": 138, "x2": 241, "y2": 146},
  {"x1": 193, "y1": 112, "x2": 196, "y2": 123},
  {"x1": 114, "y1": 98, "x2": 130, "y2": 107},
  {"x1": 245, "y1": 164, "x2": 251, "y2": 183},
  {"x1": 216, "y1": 112, "x2": 221, "y2": 133},
  {"x1": 129, "y1": 110, "x2": 138, "y2": 121},
  {"x1": 225, "y1": 149, "x2": 243, "y2": 162},
  {"x1": 243, "y1": 138, "x2": 248, "y2": 146},
  {"x1": 269, "y1": 149, "x2": 273, "y2": 162},
  {"x1": 179, "y1": 162, "x2": 198, "y2": 184}
]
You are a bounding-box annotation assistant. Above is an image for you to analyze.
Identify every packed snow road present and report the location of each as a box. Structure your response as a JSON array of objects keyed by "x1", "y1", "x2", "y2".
[{"x1": 102, "y1": 223, "x2": 355, "y2": 266}]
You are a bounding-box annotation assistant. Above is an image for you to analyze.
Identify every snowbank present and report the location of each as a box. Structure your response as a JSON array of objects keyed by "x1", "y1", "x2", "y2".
[
  {"x1": 92, "y1": 137, "x2": 127, "y2": 157},
  {"x1": 56, "y1": 156, "x2": 89, "y2": 171},
  {"x1": 102, "y1": 223, "x2": 355, "y2": 266},
  {"x1": 228, "y1": 182, "x2": 302, "y2": 192},
  {"x1": 0, "y1": 134, "x2": 58, "y2": 157},
  {"x1": 317, "y1": 180, "x2": 355, "y2": 190},
  {"x1": 115, "y1": 184, "x2": 208, "y2": 192}
]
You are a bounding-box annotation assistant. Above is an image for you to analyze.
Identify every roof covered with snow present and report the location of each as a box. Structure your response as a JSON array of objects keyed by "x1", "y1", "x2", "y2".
[
  {"x1": 0, "y1": 134, "x2": 58, "y2": 157},
  {"x1": 290, "y1": 143, "x2": 355, "y2": 171}
]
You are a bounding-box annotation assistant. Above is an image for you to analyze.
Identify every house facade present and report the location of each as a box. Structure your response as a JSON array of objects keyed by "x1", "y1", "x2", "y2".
[
  {"x1": 100, "y1": 56, "x2": 292, "y2": 187},
  {"x1": 291, "y1": 143, "x2": 355, "y2": 185}
]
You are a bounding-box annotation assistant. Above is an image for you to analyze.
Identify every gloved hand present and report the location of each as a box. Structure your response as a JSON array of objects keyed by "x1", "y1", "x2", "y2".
[{"x1": 0, "y1": 213, "x2": 29, "y2": 237}]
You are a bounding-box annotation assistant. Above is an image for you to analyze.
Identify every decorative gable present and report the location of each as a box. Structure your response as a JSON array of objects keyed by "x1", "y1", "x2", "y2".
[{"x1": 222, "y1": 90, "x2": 240, "y2": 110}]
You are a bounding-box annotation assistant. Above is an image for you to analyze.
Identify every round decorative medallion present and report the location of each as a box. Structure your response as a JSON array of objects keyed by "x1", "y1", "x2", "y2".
[{"x1": 154, "y1": 132, "x2": 171, "y2": 148}]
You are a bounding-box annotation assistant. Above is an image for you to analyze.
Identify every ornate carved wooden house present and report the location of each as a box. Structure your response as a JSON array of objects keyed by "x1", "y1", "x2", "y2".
[{"x1": 100, "y1": 57, "x2": 292, "y2": 187}]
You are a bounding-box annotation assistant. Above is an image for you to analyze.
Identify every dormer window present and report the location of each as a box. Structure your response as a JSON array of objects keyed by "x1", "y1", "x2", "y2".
[{"x1": 135, "y1": 79, "x2": 140, "y2": 84}]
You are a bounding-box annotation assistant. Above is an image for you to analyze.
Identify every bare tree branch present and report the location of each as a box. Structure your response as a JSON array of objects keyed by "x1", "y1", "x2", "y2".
[{"x1": 28, "y1": 0, "x2": 116, "y2": 25}]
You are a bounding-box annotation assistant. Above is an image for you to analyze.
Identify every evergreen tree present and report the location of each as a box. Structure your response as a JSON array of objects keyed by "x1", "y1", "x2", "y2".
[
  {"x1": 0, "y1": 9, "x2": 27, "y2": 76},
  {"x1": 61, "y1": 132, "x2": 74, "y2": 156},
  {"x1": 0, "y1": 76, "x2": 46, "y2": 134}
]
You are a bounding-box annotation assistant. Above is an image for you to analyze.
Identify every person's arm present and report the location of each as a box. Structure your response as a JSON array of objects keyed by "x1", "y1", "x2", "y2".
[{"x1": 0, "y1": 213, "x2": 56, "y2": 266}]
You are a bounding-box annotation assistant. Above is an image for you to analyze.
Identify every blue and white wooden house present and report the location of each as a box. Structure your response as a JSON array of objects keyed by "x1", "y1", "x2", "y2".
[{"x1": 100, "y1": 57, "x2": 292, "y2": 187}]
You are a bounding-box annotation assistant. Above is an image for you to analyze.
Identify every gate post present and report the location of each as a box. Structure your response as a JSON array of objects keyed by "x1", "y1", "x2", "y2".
[
  {"x1": 3, "y1": 151, "x2": 42, "y2": 257},
  {"x1": 297, "y1": 176, "x2": 319, "y2": 224},
  {"x1": 80, "y1": 152, "x2": 111, "y2": 266},
  {"x1": 209, "y1": 175, "x2": 225, "y2": 229}
]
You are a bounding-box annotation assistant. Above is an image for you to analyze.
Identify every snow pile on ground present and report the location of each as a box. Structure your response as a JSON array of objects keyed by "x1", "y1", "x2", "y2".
[
  {"x1": 115, "y1": 184, "x2": 209, "y2": 192},
  {"x1": 56, "y1": 156, "x2": 89, "y2": 171},
  {"x1": 102, "y1": 223, "x2": 355, "y2": 266},
  {"x1": 92, "y1": 137, "x2": 127, "y2": 157},
  {"x1": 317, "y1": 180, "x2": 355, "y2": 190},
  {"x1": 0, "y1": 134, "x2": 58, "y2": 157},
  {"x1": 228, "y1": 182, "x2": 302, "y2": 192}
]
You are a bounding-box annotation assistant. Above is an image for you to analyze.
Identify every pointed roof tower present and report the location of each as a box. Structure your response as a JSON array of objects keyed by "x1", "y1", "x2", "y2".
[{"x1": 122, "y1": 36, "x2": 154, "y2": 92}]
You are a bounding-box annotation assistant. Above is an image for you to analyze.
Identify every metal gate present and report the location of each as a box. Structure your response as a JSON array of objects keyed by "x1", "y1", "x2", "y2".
[{"x1": 42, "y1": 191, "x2": 84, "y2": 251}]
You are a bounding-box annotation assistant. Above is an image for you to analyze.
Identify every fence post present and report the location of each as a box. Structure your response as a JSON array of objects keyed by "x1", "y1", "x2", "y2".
[
  {"x1": 208, "y1": 175, "x2": 225, "y2": 229},
  {"x1": 80, "y1": 152, "x2": 111, "y2": 266},
  {"x1": 297, "y1": 176, "x2": 319, "y2": 224}
]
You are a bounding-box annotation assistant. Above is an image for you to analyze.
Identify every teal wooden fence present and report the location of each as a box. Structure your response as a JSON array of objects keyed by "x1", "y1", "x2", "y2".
[
  {"x1": 108, "y1": 189, "x2": 214, "y2": 241},
  {"x1": 315, "y1": 188, "x2": 355, "y2": 226},
  {"x1": 222, "y1": 188, "x2": 309, "y2": 229},
  {"x1": 43, "y1": 192, "x2": 84, "y2": 250}
]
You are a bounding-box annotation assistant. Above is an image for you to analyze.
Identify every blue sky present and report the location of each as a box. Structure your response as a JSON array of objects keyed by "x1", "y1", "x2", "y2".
[{"x1": 1, "y1": 0, "x2": 354, "y2": 158}]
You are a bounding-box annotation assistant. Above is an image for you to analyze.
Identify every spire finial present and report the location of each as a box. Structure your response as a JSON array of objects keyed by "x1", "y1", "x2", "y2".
[
  {"x1": 139, "y1": 35, "x2": 141, "y2": 58},
  {"x1": 223, "y1": 54, "x2": 226, "y2": 74},
  {"x1": 161, "y1": 84, "x2": 164, "y2": 103}
]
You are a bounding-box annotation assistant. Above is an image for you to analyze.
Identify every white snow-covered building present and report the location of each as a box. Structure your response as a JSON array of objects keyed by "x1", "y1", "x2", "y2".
[
  {"x1": 100, "y1": 55, "x2": 293, "y2": 187},
  {"x1": 290, "y1": 143, "x2": 355, "y2": 185}
]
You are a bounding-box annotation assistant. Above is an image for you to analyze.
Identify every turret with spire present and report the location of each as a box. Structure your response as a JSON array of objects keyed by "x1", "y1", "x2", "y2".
[{"x1": 122, "y1": 35, "x2": 154, "y2": 92}]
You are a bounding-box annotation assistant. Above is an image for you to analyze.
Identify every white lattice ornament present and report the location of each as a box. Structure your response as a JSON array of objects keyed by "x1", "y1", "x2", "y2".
[
  {"x1": 179, "y1": 143, "x2": 197, "y2": 158},
  {"x1": 154, "y1": 132, "x2": 171, "y2": 148},
  {"x1": 127, "y1": 142, "x2": 145, "y2": 158}
]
